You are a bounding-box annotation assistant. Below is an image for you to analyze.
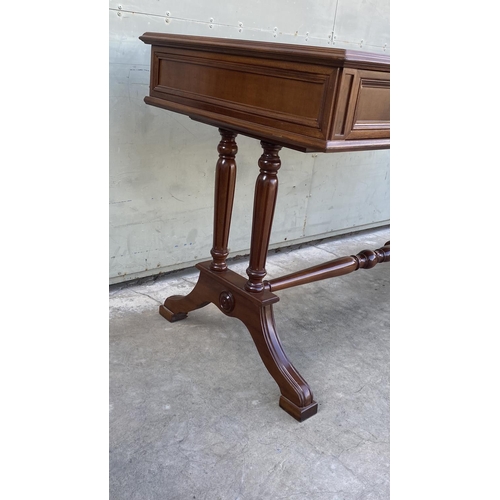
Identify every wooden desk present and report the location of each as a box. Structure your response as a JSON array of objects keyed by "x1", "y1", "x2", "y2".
[{"x1": 140, "y1": 33, "x2": 390, "y2": 421}]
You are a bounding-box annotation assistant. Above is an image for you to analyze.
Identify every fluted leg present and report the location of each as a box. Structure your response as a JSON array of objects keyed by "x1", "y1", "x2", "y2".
[
  {"x1": 244, "y1": 302, "x2": 318, "y2": 421},
  {"x1": 245, "y1": 142, "x2": 282, "y2": 292},
  {"x1": 210, "y1": 129, "x2": 238, "y2": 272}
]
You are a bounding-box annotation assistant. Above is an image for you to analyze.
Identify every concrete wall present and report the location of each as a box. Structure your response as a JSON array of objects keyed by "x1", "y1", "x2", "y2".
[{"x1": 109, "y1": 0, "x2": 390, "y2": 284}]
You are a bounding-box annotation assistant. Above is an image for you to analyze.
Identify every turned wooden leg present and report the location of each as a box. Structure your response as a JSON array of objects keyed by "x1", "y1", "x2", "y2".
[
  {"x1": 210, "y1": 129, "x2": 238, "y2": 272},
  {"x1": 160, "y1": 128, "x2": 238, "y2": 322},
  {"x1": 245, "y1": 142, "x2": 282, "y2": 293}
]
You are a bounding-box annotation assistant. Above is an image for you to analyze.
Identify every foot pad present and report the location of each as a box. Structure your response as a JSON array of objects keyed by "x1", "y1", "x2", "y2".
[
  {"x1": 279, "y1": 396, "x2": 318, "y2": 422},
  {"x1": 159, "y1": 304, "x2": 188, "y2": 323}
]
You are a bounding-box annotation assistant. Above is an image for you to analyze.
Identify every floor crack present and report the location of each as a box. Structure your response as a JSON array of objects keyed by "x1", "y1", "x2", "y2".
[{"x1": 132, "y1": 290, "x2": 162, "y2": 305}]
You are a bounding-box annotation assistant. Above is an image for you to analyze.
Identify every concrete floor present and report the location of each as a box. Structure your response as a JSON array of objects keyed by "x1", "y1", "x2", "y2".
[{"x1": 109, "y1": 227, "x2": 390, "y2": 500}]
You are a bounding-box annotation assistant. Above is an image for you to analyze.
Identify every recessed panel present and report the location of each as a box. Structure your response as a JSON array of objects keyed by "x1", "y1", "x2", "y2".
[
  {"x1": 156, "y1": 55, "x2": 326, "y2": 121},
  {"x1": 354, "y1": 83, "x2": 390, "y2": 125}
]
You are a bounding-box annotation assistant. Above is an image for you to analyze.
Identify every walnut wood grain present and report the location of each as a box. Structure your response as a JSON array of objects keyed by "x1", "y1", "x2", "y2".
[{"x1": 140, "y1": 33, "x2": 390, "y2": 153}]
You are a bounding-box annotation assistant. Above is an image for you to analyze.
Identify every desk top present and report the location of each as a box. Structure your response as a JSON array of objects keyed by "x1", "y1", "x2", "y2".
[{"x1": 140, "y1": 33, "x2": 390, "y2": 153}]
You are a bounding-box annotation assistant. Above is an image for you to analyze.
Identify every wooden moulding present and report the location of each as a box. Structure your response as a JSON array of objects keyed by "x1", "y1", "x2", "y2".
[{"x1": 140, "y1": 33, "x2": 390, "y2": 153}]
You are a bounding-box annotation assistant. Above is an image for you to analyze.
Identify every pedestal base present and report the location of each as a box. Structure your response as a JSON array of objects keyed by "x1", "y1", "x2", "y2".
[{"x1": 159, "y1": 261, "x2": 317, "y2": 421}]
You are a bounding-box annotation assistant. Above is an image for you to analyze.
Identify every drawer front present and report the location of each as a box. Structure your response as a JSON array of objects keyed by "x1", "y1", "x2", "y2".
[
  {"x1": 331, "y1": 69, "x2": 390, "y2": 141},
  {"x1": 149, "y1": 46, "x2": 339, "y2": 144}
]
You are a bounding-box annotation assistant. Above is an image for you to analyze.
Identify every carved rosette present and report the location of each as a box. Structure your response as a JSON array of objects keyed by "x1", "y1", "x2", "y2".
[{"x1": 219, "y1": 291, "x2": 235, "y2": 313}]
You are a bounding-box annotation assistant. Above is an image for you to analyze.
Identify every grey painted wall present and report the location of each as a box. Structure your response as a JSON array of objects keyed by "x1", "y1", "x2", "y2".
[{"x1": 109, "y1": 0, "x2": 390, "y2": 284}]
